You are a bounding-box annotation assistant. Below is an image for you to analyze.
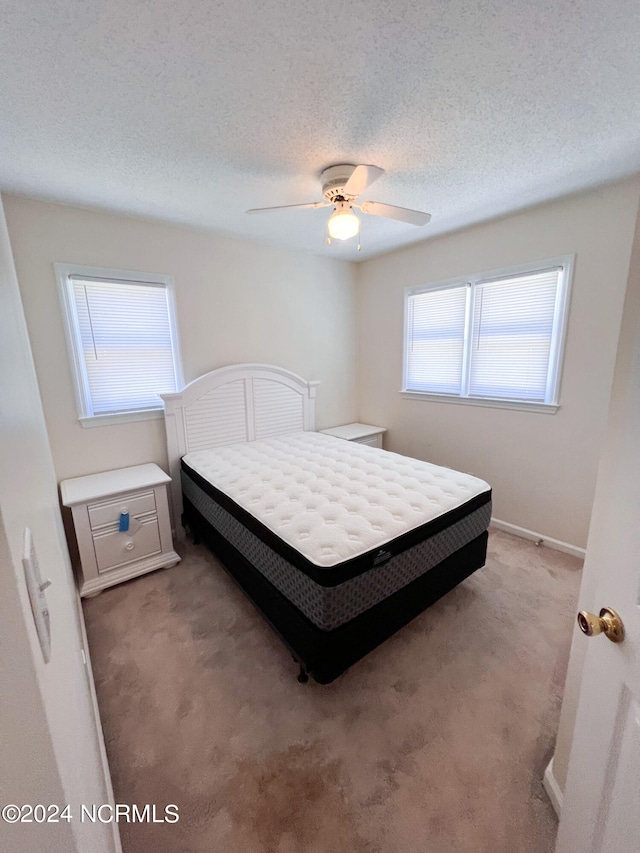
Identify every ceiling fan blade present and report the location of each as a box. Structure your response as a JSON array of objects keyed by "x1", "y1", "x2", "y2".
[
  {"x1": 247, "y1": 201, "x2": 330, "y2": 214},
  {"x1": 342, "y1": 165, "x2": 385, "y2": 198},
  {"x1": 358, "y1": 201, "x2": 431, "y2": 226}
]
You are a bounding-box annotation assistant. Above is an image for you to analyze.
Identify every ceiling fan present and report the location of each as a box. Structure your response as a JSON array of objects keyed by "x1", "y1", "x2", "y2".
[{"x1": 247, "y1": 164, "x2": 431, "y2": 248}]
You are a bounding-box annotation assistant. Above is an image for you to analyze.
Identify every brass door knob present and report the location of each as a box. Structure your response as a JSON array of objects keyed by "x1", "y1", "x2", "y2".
[{"x1": 577, "y1": 607, "x2": 625, "y2": 643}]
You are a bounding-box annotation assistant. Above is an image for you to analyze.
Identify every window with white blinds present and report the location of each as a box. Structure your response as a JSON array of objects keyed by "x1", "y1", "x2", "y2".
[
  {"x1": 406, "y1": 286, "x2": 467, "y2": 394},
  {"x1": 56, "y1": 264, "x2": 182, "y2": 423},
  {"x1": 404, "y1": 258, "x2": 573, "y2": 411}
]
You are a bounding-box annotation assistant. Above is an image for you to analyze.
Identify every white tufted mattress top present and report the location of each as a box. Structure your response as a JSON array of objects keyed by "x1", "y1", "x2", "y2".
[{"x1": 183, "y1": 431, "x2": 490, "y2": 568}]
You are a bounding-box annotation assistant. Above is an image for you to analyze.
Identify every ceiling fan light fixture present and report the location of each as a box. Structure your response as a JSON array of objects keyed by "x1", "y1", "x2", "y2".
[
  {"x1": 246, "y1": 164, "x2": 431, "y2": 246},
  {"x1": 327, "y1": 202, "x2": 359, "y2": 241}
]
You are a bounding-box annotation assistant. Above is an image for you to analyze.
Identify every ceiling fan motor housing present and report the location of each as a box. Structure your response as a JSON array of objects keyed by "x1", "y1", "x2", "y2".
[{"x1": 321, "y1": 164, "x2": 358, "y2": 202}]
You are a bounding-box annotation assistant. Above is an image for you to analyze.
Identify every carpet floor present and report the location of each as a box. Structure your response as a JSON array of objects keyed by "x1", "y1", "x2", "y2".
[{"x1": 83, "y1": 529, "x2": 582, "y2": 853}]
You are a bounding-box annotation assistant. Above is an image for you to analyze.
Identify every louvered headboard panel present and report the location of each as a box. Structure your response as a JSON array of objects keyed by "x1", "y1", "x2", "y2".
[
  {"x1": 183, "y1": 380, "x2": 249, "y2": 451},
  {"x1": 161, "y1": 364, "x2": 320, "y2": 533},
  {"x1": 253, "y1": 378, "x2": 305, "y2": 440}
]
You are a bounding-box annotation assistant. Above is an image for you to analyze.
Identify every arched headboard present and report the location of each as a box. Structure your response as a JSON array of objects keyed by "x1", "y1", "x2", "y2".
[{"x1": 161, "y1": 363, "x2": 320, "y2": 530}]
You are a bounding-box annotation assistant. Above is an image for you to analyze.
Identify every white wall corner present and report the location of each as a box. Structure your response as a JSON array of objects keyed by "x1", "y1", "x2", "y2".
[
  {"x1": 490, "y1": 518, "x2": 586, "y2": 559},
  {"x1": 543, "y1": 756, "x2": 563, "y2": 817}
]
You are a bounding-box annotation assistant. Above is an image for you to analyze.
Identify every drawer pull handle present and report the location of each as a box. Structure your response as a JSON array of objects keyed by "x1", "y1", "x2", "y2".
[{"x1": 124, "y1": 541, "x2": 135, "y2": 551}]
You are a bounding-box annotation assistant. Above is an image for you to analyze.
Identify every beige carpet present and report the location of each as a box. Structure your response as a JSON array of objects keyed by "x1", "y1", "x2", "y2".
[{"x1": 83, "y1": 529, "x2": 582, "y2": 853}]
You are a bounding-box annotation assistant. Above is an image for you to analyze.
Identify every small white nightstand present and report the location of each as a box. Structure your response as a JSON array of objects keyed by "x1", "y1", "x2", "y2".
[
  {"x1": 60, "y1": 463, "x2": 181, "y2": 597},
  {"x1": 320, "y1": 422, "x2": 387, "y2": 449}
]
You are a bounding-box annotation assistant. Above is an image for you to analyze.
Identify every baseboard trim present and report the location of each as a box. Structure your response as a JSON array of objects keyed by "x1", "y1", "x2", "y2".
[
  {"x1": 543, "y1": 757, "x2": 563, "y2": 817},
  {"x1": 490, "y1": 518, "x2": 586, "y2": 559}
]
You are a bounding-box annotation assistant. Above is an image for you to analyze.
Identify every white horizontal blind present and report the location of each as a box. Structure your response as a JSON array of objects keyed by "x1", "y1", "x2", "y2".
[
  {"x1": 406, "y1": 286, "x2": 467, "y2": 394},
  {"x1": 469, "y1": 270, "x2": 560, "y2": 400},
  {"x1": 71, "y1": 277, "x2": 179, "y2": 415},
  {"x1": 404, "y1": 260, "x2": 570, "y2": 408}
]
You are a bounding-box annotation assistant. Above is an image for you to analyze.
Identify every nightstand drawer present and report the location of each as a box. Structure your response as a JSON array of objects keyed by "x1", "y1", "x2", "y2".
[
  {"x1": 353, "y1": 435, "x2": 383, "y2": 448},
  {"x1": 320, "y1": 423, "x2": 386, "y2": 448},
  {"x1": 93, "y1": 518, "x2": 161, "y2": 573},
  {"x1": 88, "y1": 490, "x2": 156, "y2": 530}
]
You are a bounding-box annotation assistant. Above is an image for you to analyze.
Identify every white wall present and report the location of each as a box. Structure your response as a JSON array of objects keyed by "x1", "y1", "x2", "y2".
[
  {"x1": 0, "y1": 200, "x2": 115, "y2": 852},
  {"x1": 3, "y1": 195, "x2": 357, "y2": 482},
  {"x1": 356, "y1": 179, "x2": 640, "y2": 548}
]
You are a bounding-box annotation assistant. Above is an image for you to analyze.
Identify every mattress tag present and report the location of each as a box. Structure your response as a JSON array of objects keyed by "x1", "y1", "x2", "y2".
[{"x1": 372, "y1": 548, "x2": 392, "y2": 567}]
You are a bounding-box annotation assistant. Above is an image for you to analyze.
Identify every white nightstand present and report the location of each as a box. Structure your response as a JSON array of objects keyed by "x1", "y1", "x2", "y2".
[
  {"x1": 60, "y1": 463, "x2": 181, "y2": 597},
  {"x1": 319, "y1": 422, "x2": 387, "y2": 449}
]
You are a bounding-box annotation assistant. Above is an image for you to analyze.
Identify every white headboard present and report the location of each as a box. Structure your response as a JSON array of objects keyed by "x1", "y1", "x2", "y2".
[{"x1": 161, "y1": 363, "x2": 320, "y2": 530}]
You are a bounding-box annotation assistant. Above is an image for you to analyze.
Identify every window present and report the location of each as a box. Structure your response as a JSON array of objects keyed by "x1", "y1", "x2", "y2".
[
  {"x1": 56, "y1": 264, "x2": 183, "y2": 426},
  {"x1": 403, "y1": 257, "x2": 573, "y2": 412}
]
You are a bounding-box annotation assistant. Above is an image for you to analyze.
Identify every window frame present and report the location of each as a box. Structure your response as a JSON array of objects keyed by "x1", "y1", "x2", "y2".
[
  {"x1": 55, "y1": 263, "x2": 184, "y2": 427},
  {"x1": 402, "y1": 255, "x2": 574, "y2": 414}
]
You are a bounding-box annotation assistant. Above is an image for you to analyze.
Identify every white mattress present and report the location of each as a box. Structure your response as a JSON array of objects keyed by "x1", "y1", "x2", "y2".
[{"x1": 182, "y1": 431, "x2": 490, "y2": 569}]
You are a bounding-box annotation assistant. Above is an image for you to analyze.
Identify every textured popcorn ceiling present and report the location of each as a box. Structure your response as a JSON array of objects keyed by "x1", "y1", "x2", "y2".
[{"x1": 1, "y1": 0, "x2": 639, "y2": 260}]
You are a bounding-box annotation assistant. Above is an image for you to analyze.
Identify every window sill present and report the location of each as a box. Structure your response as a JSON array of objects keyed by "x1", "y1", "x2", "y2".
[
  {"x1": 400, "y1": 390, "x2": 559, "y2": 414},
  {"x1": 79, "y1": 409, "x2": 165, "y2": 428}
]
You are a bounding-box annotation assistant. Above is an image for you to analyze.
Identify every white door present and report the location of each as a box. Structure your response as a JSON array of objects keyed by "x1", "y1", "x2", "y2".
[
  {"x1": 0, "y1": 200, "x2": 120, "y2": 853},
  {"x1": 556, "y1": 276, "x2": 640, "y2": 851}
]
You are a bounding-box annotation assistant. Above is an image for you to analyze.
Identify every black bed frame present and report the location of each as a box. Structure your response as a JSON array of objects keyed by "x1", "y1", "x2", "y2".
[{"x1": 183, "y1": 495, "x2": 488, "y2": 684}]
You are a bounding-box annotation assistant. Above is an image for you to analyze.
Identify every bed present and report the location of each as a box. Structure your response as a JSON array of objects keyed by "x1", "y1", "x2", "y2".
[{"x1": 161, "y1": 364, "x2": 491, "y2": 683}]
